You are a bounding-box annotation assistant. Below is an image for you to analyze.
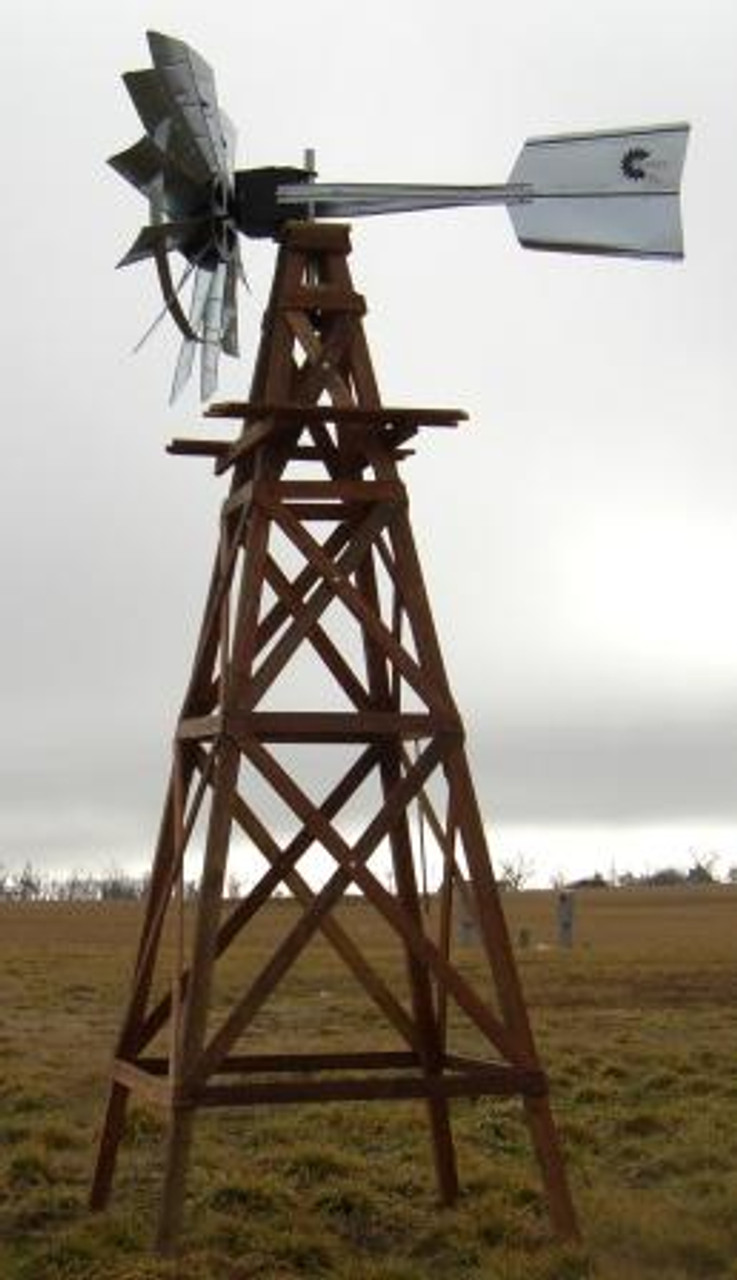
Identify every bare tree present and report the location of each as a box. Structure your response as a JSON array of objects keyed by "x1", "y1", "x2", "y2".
[
  {"x1": 686, "y1": 850, "x2": 719, "y2": 884},
  {"x1": 498, "y1": 852, "x2": 535, "y2": 892},
  {"x1": 13, "y1": 862, "x2": 43, "y2": 901}
]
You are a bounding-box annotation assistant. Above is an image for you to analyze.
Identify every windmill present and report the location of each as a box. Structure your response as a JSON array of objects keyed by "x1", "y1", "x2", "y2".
[
  {"x1": 111, "y1": 31, "x2": 688, "y2": 400},
  {"x1": 94, "y1": 31, "x2": 689, "y2": 1253}
]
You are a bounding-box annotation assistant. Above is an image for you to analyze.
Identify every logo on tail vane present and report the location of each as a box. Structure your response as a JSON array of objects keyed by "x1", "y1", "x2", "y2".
[{"x1": 621, "y1": 147, "x2": 651, "y2": 181}]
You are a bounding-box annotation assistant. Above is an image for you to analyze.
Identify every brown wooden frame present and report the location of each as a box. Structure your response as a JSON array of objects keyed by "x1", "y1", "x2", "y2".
[{"x1": 90, "y1": 221, "x2": 578, "y2": 1250}]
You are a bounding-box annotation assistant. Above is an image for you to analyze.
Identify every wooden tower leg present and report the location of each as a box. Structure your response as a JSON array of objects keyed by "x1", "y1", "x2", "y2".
[
  {"x1": 383, "y1": 752, "x2": 459, "y2": 1204},
  {"x1": 89, "y1": 1081, "x2": 131, "y2": 1211},
  {"x1": 90, "y1": 757, "x2": 193, "y2": 1209},
  {"x1": 357, "y1": 547, "x2": 459, "y2": 1204},
  {"x1": 155, "y1": 744, "x2": 242, "y2": 1252},
  {"x1": 446, "y1": 748, "x2": 579, "y2": 1238},
  {"x1": 158, "y1": 499, "x2": 272, "y2": 1249}
]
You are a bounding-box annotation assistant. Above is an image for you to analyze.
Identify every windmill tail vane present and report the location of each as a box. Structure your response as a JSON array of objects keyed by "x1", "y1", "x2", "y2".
[
  {"x1": 504, "y1": 123, "x2": 689, "y2": 260},
  {"x1": 109, "y1": 30, "x2": 689, "y2": 399},
  {"x1": 278, "y1": 122, "x2": 689, "y2": 260}
]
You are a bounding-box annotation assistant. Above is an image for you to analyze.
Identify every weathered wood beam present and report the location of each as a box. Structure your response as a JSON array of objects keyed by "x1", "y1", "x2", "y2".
[
  {"x1": 227, "y1": 711, "x2": 457, "y2": 743},
  {"x1": 167, "y1": 438, "x2": 234, "y2": 457},
  {"x1": 205, "y1": 403, "x2": 466, "y2": 428},
  {"x1": 140, "y1": 1051, "x2": 421, "y2": 1074},
  {"x1": 190, "y1": 1066, "x2": 546, "y2": 1108},
  {"x1": 112, "y1": 1059, "x2": 173, "y2": 1107}
]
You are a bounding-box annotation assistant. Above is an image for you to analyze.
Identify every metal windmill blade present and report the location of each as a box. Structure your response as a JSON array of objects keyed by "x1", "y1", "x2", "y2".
[
  {"x1": 110, "y1": 31, "x2": 243, "y2": 400},
  {"x1": 170, "y1": 263, "x2": 217, "y2": 402}
]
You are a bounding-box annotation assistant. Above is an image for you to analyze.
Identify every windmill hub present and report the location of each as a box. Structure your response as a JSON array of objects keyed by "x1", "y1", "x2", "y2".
[{"x1": 232, "y1": 166, "x2": 311, "y2": 239}]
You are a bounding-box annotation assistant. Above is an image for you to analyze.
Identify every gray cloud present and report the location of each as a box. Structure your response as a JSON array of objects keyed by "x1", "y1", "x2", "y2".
[
  {"x1": 472, "y1": 716, "x2": 737, "y2": 825},
  {"x1": 2, "y1": 3, "x2": 737, "y2": 879}
]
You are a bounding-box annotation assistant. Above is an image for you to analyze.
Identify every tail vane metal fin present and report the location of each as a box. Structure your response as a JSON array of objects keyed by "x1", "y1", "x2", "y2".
[{"x1": 506, "y1": 123, "x2": 690, "y2": 260}]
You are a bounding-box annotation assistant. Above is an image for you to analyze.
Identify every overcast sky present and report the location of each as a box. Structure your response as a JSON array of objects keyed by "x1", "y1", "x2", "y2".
[{"x1": 1, "y1": 1, "x2": 736, "y2": 884}]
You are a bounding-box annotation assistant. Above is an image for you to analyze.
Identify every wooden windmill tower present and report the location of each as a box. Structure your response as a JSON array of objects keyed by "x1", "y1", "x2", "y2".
[{"x1": 93, "y1": 31, "x2": 688, "y2": 1251}]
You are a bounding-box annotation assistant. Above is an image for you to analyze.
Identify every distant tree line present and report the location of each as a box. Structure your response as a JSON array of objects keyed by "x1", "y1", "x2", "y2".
[
  {"x1": 500, "y1": 850, "x2": 737, "y2": 892},
  {"x1": 0, "y1": 862, "x2": 152, "y2": 902},
  {"x1": 562, "y1": 851, "x2": 735, "y2": 890},
  {"x1": 0, "y1": 863, "x2": 254, "y2": 903},
  {"x1": 1, "y1": 853, "x2": 736, "y2": 902}
]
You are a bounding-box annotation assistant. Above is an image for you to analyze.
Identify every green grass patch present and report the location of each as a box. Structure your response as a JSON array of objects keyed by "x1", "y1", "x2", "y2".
[{"x1": 1, "y1": 894, "x2": 737, "y2": 1278}]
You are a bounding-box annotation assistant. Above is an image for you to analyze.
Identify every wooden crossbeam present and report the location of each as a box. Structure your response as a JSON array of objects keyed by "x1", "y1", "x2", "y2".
[
  {"x1": 205, "y1": 404, "x2": 466, "y2": 427},
  {"x1": 277, "y1": 285, "x2": 367, "y2": 314},
  {"x1": 263, "y1": 496, "x2": 456, "y2": 718},
  {"x1": 135, "y1": 1051, "x2": 423, "y2": 1074},
  {"x1": 191, "y1": 1067, "x2": 546, "y2": 1108},
  {"x1": 112, "y1": 1059, "x2": 172, "y2": 1106},
  {"x1": 110, "y1": 1052, "x2": 547, "y2": 1108},
  {"x1": 131, "y1": 745, "x2": 387, "y2": 1055},
  {"x1": 262, "y1": 555, "x2": 372, "y2": 710},
  {"x1": 248, "y1": 501, "x2": 397, "y2": 707},
  {"x1": 290, "y1": 312, "x2": 355, "y2": 403},
  {"x1": 256, "y1": 522, "x2": 353, "y2": 652},
  {"x1": 138, "y1": 1051, "x2": 540, "y2": 1078},
  {"x1": 167, "y1": 438, "x2": 234, "y2": 458},
  {"x1": 241, "y1": 736, "x2": 523, "y2": 1067},
  {"x1": 256, "y1": 479, "x2": 405, "y2": 503},
  {"x1": 228, "y1": 711, "x2": 458, "y2": 743},
  {"x1": 190, "y1": 737, "x2": 448, "y2": 1087},
  {"x1": 176, "y1": 711, "x2": 457, "y2": 744},
  {"x1": 214, "y1": 418, "x2": 283, "y2": 475}
]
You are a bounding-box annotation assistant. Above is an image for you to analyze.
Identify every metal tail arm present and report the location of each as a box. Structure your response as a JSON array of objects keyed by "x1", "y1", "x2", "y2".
[{"x1": 276, "y1": 181, "x2": 531, "y2": 219}]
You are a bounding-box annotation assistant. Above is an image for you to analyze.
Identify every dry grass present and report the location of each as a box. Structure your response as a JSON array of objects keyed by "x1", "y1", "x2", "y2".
[{"x1": 1, "y1": 887, "x2": 737, "y2": 1278}]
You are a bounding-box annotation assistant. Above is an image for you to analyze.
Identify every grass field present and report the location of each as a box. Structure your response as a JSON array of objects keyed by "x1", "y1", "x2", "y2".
[{"x1": 1, "y1": 886, "x2": 737, "y2": 1279}]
